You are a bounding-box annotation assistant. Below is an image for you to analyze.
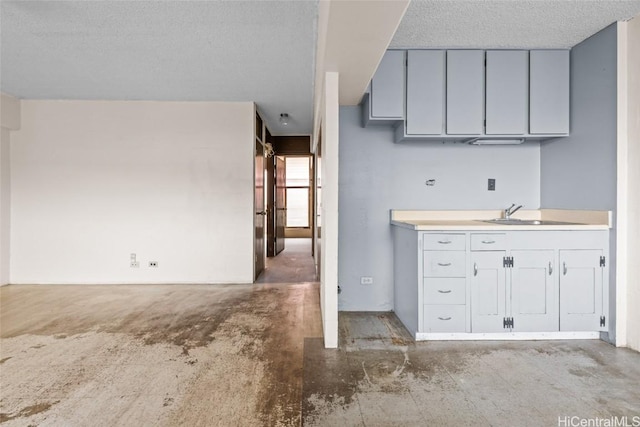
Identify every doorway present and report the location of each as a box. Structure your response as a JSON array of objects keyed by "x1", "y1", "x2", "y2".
[{"x1": 258, "y1": 136, "x2": 317, "y2": 284}]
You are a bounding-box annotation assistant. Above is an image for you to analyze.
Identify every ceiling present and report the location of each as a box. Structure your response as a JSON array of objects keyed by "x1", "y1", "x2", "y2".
[
  {"x1": 0, "y1": 0, "x2": 318, "y2": 135},
  {"x1": 391, "y1": 0, "x2": 640, "y2": 49},
  {"x1": 2, "y1": 1, "x2": 640, "y2": 136}
]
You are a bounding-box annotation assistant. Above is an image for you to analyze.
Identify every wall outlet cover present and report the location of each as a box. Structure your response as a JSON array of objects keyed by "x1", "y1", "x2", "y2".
[
  {"x1": 360, "y1": 276, "x2": 374, "y2": 285},
  {"x1": 488, "y1": 178, "x2": 496, "y2": 191}
]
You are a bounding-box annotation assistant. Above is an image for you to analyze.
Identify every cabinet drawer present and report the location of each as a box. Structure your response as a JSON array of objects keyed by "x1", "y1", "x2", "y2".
[
  {"x1": 424, "y1": 278, "x2": 466, "y2": 304},
  {"x1": 423, "y1": 305, "x2": 466, "y2": 332},
  {"x1": 424, "y1": 251, "x2": 466, "y2": 277},
  {"x1": 471, "y1": 233, "x2": 506, "y2": 251},
  {"x1": 423, "y1": 234, "x2": 466, "y2": 251}
]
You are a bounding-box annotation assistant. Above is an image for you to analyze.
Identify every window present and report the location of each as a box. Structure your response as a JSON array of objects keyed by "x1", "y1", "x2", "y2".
[{"x1": 285, "y1": 157, "x2": 310, "y2": 227}]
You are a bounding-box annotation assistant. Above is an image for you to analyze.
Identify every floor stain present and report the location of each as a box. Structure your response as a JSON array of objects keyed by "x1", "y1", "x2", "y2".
[
  {"x1": 0, "y1": 357, "x2": 11, "y2": 364},
  {"x1": 0, "y1": 401, "x2": 59, "y2": 424}
]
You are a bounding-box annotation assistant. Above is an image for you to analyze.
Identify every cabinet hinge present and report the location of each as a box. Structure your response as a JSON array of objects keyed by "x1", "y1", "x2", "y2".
[
  {"x1": 503, "y1": 256, "x2": 514, "y2": 268},
  {"x1": 503, "y1": 317, "x2": 514, "y2": 328},
  {"x1": 600, "y1": 316, "x2": 606, "y2": 327},
  {"x1": 600, "y1": 256, "x2": 606, "y2": 267}
]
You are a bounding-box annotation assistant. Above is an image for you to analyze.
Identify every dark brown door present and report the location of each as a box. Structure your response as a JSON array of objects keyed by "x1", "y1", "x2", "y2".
[
  {"x1": 275, "y1": 156, "x2": 286, "y2": 255},
  {"x1": 315, "y1": 139, "x2": 322, "y2": 281},
  {"x1": 255, "y1": 139, "x2": 265, "y2": 280}
]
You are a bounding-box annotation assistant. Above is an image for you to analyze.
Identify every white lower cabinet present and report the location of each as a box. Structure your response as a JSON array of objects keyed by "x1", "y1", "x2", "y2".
[
  {"x1": 470, "y1": 251, "x2": 507, "y2": 333},
  {"x1": 471, "y1": 249, "x2": 558, "y2": 333},
  {"x1": 559, "y1": 249, "x2": 606, "y2": 331},
  {"x1": 396, "y1": 229, "x2": 610, "y2": 339}
]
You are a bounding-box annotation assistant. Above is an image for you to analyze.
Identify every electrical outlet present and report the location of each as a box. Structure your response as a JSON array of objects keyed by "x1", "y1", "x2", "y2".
[
  {"x1": 130, "y1": 261, "x2": 140, "y2": 268},
  {"x1": 488, "y1": 178, "x2": 496, "y2": 191},
  {"x1": 360, "y1": 276, "x2": 373, "y2": 285},
  {"x1": 149, "y1": 261, "x2": 158, "y2": 268}
]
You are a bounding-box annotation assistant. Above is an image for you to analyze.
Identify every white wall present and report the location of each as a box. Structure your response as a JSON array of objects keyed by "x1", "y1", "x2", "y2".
[
  {"x1": 11, "y1": 100, "x2": 255, "y2": 284},
  {"x1": 1, "y1": 92, "x2": 21, "y2": 285},
  {"x1": 338, "y1": 106, "x2": 541, "y2": 311},
  {"x1": 620, "y1": 16, "x2": 640, "y2": 351},
  {"x1": 320, "y1": 72, "x2": 340, "y2": 348}
]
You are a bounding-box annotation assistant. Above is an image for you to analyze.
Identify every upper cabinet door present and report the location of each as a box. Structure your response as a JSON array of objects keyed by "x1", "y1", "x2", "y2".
[
  {"x1": 370, "y1": 50, "x2": 405, "y2": 119},
  {"x1": 446, "y1": 50, "x2": 484, "y2": 135},
  {"x1": 486, "y1": 51, "x2": 529, "y2": 135},
  {"x1": 530, "y1": 50, "x2": 570, "y2": 134},
  {"x1": 406, "y1": 50, "x2": 445, "y2": 135}
]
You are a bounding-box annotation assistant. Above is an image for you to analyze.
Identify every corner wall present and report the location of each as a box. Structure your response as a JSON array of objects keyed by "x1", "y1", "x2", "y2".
[
  {"x1": 540, "y1": 24, "x2": 618, "y2": 342},
  {"x1": 1, "y1": 92, "x2": 21, "y2": 285},
  {"x1": 619, "y1": 16, "x2": 640, "y2": 351},
  {"x1": 10, "y1": 100, "x2": 255, "y2": 284},
  {"x1": 338, "y1": 106, "x2": 541, "y2": 311}
]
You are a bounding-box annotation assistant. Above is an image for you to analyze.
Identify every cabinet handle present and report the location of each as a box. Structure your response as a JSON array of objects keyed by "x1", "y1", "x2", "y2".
[
  {"x1": 474, "y1": 263, "x2": 478, "y2": 276},
  {"x1": 563, "y1": 262, "x2": 567, "y2": 275},
  {"x1": 481, "y1": 240, "x2": 495, "y2": 244},
  {"x1": 437, "y1": 240, "x2": 452, "y2": 244},
  {"x1": 437, "y1": 262, "x2": 451, "y2": 267},
  {"x1": 549, "y1": 261, "x2": 553, "y2": 275},
  {"x1": 438, "y1": 316, "x2": 452, "y2": 321},
  {"x1": 437, "y1": 289, "x2": 452, "y2": 294}
]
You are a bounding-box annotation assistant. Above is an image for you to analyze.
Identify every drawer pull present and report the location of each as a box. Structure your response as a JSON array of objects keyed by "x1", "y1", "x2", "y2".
[
  {"x1": 437, "y1": 240, "x2": 452, "y2": 244},
  {"x1": 437, "y1": 289, "x2": 452, "y2": 294},
  {"x1": 474, "y1": 263, "x2": 478, "y2": 276},
  {"x1": 563, "y1": 262, "x2": 567, "y2": 275},
  {"x1": 437, "y1": 262, "x2": 452, "y2": 267},
  {"x1": 549, "y1": 261, "x2": 553, "y2": 275},
  {"x1": 438, "y1": 316, "x2": 452, "y2": 321},
  {"x1": 481, "y1": 240, "x2": 495, "y2": 244}
]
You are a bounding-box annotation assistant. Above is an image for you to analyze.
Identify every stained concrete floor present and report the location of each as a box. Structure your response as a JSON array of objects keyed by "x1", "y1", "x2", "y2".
[
  {"x1": 1, "y1": 285, "x2": 640, "y2": 427},
  {"x1": 303, "y1": 312, "x2": 640, "y2": 426},
  {"x1": 1, "y1": 283, "x2": 322, "y2": 426},
  {"x1": 257, "y1": 238, "x2": 317, "y2": 284}
]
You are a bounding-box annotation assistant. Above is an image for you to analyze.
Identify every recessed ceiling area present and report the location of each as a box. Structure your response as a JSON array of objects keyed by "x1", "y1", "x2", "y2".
[
  {"x1": 0, "y1": 0, "x2": 318, "y2": 135},
  {"x1": 391, "y1": 0, "x2": 640, "y2": 49}
]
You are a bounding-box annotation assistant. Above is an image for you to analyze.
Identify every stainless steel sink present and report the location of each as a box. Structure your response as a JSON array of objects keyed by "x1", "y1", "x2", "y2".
[{"x1": 482, "y1": 218, "x2": 579, "y2": 226}]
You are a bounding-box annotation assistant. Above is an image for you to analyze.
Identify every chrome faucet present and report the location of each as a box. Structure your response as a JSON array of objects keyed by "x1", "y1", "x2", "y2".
[{"x1": 504, "y1": 203, "x2": 523, "y2": 219}]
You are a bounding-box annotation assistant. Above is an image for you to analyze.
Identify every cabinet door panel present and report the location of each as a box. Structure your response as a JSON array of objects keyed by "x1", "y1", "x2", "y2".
[
  {"x1": 446, "y1": 50, "x2": 484, "y2": 135},
  {"x1": 406, "y1": 50, "x2": 445, "y2": 135},
  {"x1": 559, "y1": 250, "x2": 604, "y2": 331},
  {"x1": 471, "y1": 251, "x2": 506, "y2": 332},
  {"x1": 530, "y1": 50, "x2": 570, "y2": 134},
  {"x1": 486, "y1": 51, "x2": 528, "y2": 135},
  {"x1": 371, "y1": 50, "x2": 405, "y2": 119},
  {"x1": 511, "y1": 250, "x2": 558, "y2": 332}
]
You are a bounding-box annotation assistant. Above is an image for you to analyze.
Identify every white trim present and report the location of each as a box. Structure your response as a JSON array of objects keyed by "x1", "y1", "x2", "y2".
[
  {"x1": 415, "y1": 331, "x2": 601, "y2": 341},
  {"x1": 616, "y1": 21, "x2": 629, "y2": 347}
]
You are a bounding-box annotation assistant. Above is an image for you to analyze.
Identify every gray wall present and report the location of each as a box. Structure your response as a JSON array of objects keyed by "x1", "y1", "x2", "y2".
[
  {"x1": 339, "y1": 106, "x2": 541, "y2": 311},
  {"x1": 540, "y1": 24, "x2": 618, "y2": 342}
]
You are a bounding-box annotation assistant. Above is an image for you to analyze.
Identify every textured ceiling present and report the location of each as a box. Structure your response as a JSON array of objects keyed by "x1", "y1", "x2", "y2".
[
  {"x1": 0, "y1": 0, "x2": 318, "y2": 135},
  {"x1": 391, "y1": 0, "x2": 640, "y2": 49},
  {"x1": 3, "y1": 1, "x2": 640, "y2": 135}
]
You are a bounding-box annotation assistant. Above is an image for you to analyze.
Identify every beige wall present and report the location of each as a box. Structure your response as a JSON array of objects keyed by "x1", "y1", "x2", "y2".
[
  {"x1": 624, "y1": 16, "x2": 640, "y2": 351},
  {"x1": 0, "y1": 93, "x2": 21, "y2": 285},
  {"x1": 10, "y1": 100, "x2": 255, "y2": 284}
]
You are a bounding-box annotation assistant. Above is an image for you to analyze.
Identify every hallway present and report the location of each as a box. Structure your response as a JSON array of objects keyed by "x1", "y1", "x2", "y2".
[{"x1": 257, "y1": 238, "x2": 317, "y2": 284}]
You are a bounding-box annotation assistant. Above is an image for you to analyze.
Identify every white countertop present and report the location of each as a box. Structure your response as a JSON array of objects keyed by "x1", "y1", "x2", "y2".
[{"x1": 390, "y1": 209, "x2": 611, "y2": 231}]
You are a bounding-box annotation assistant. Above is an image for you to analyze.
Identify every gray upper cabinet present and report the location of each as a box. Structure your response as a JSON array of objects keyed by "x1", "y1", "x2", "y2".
[
  {"x1": 485, "y1": 51, "x2": 529, "y2": 135},
  {"x1": 370, "y1": 50, "x2": 405, "y2": 119},
  {"x1": 446, "y1": 50, "x2": 484, "y2": 135},
  {"x1": 406, "y1": 50, "x2": 445, "y2": 135},
  {"x1": 530, "y1": 50, "x2": 570, "y2": 134}
]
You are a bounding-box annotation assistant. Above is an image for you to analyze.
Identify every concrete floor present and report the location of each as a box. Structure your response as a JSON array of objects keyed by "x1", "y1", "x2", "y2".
[
  {"x1": 1, "y1": 284, "x2": 639, "y2": 426},
  {"x1": 257, "y1": 238, "x2": 317, "y2": 284}
]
